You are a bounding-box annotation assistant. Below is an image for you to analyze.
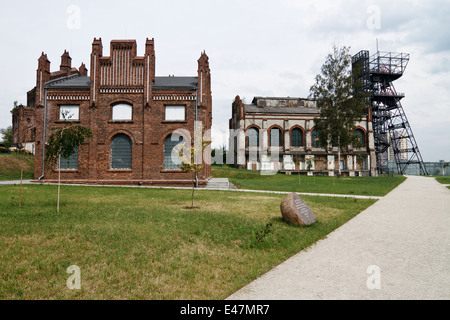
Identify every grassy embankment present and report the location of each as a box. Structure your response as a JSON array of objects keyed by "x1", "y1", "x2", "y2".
[
  {"x1": 0, "y1": 154, "x2": 34, "y2": 180},
  {"x1": 212, "y1": 165, "x2": 406, "y2": 197}
]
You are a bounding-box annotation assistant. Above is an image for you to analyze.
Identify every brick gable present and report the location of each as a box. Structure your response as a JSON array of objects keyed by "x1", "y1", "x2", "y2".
[{"x1": 30, "y1": 38, "x2": 212, "y2": 186}]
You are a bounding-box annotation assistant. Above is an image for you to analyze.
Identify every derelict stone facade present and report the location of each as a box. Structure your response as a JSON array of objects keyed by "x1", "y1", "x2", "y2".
[{"x1": 229, "y1": 96, "x2": 377, "y2": 176}]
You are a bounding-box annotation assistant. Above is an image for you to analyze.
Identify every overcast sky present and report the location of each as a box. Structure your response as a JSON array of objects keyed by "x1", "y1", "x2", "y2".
[{"x1": 0, "y1": 0, "x2": 448, "y2": 162}]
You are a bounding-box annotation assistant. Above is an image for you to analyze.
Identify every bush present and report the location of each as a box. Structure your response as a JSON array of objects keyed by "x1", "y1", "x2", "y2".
[
  {"x1": 11, "y1": 148, "x2": 31, "y2": 155},
  {"x1": 0, "y1": 147, "x2": 11, "y2": 154}
]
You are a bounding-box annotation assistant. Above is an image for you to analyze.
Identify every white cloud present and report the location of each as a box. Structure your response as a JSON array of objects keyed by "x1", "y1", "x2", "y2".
[{"x1": 0, "y1": 0, "x2": 448, "y2": 162}]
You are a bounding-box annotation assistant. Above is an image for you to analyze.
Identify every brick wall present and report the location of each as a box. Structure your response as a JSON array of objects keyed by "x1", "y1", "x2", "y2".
[{"x1": 32, "y1": 38, "x2": 212, "y2": 186}]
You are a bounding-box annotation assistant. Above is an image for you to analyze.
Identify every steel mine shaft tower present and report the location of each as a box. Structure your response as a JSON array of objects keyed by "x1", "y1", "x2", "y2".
[{"x1": 352, "y1": 50, "x2": 428, "y2": 175}]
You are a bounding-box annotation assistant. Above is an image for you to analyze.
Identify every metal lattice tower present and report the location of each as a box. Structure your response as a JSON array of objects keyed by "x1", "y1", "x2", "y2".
[{"x1": 352, "y1": 50, "x2": 428, "y2": 175}]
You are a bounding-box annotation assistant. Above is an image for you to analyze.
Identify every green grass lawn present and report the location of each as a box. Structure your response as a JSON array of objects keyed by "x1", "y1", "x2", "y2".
[
  {"x1": 0, "y1": 154, "x2": 34, "y2": 180},
  {"x1": 0, "y1": 184, "x2": 376, "y2": 299},
  {"x1": 212, "y1": 166, "x2": 406, "y2": 197},
  {"x1": 435, "y1": 176, "x2": 450, "y2": 185},
  {"x1": 434, "y1": 176, "x2": 450, "y2": 190}
]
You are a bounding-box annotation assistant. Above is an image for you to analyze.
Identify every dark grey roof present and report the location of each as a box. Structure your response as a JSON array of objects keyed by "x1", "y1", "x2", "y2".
[
  {"x1": 245, "y1": 104, "x2": 319, "y2": 115},
  {"x1": 153, "y1": 76, "x2": 198, "y2": 90},
  {"x1": 252, "y1": 96, "x2": 306, "y2": 103},
  {"x1": 44, "y1": 75, "x2": 198, "y2": 90},
  {"x1": 45, "y1": 75, "x2": 90, "y2": 89}
]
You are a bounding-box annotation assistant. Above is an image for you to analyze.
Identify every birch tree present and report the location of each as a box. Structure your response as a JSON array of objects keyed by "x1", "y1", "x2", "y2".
[
  {"x1": 45, "y1": 121, "x2": 92, "y2": 214},
  {"x1": 177, "y1": 124, "x2": 211, "y2": 209},
  {"x1": 309, "y1": 45, "x2": 367, "y2": 176}
]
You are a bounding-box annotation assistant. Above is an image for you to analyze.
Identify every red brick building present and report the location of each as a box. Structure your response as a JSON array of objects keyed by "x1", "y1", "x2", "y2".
[
  {"x1": 11, "y1": 103, "x2": 37, "y2": 154},
  {"x1": 12, "y1": 50, "x2": 86, "y2": 153},
  {"x1": 28, "y1": 38, "x2": 212, "y2": 186}
]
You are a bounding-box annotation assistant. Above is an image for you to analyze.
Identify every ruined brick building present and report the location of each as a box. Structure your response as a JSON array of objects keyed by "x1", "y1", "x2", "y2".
[
  {"x1": 14, "y1": 38, "x2": 212, "y2": 186},
  {"x1": 229, "y1": 96, "x2": 377, "y2": 176},
  {"x1": 11, "y1": 104, "x2": 37, "y2": 154},
  {"x1": 12, "y1": 50, "x2": 87, "y2": 154}
]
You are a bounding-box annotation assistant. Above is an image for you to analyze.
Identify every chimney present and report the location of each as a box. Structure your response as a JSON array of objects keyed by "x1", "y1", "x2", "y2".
[
  {"x1": 38, "y1": 52, "x2": 50, "y2": 73},
  {"x1": 60, "y1": 50, "x2": 72, "y2": 74},
  {"x1": 197, "y1": 51, "x2": 211, "y2": 107},
  {"x1": 90, "y1": 38, "x2": 103, "y2": 106},
  {"x1": 79, "y1": 63, "x2": 88, "y2": 76},
  {"x1": 36, "y1": 52, "x2": 51, "y2": 106},
  {"x1": 144, "y1": 38, "x2": 156, "y2": 106}
]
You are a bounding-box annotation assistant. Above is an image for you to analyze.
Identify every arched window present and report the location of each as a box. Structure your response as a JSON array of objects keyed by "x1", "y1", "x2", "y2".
[
  {"x1": 164, "y1": 134, "x2": 184, "y2": 170},
  {"x1": 270, "y1": 127, "x2": 282, "y2": 147},
  {"x1": 112, "y1": 103, "x2": 132, "y2": 121},
  {"x1": 354, "y1": 129, "x2": 365, "y2": 147},
  {"x1": 290, "y1": 128, "x2": 303, "y2": 147},
  {"x1": 312, "y1": 129, "x2": 320, "y2": 148},
  {"x1": 247, "y1": 127, "x2": 259, "y2": 147},
  {"x1": 111, "y1": 133, "x2": 132, "y2": 169}
]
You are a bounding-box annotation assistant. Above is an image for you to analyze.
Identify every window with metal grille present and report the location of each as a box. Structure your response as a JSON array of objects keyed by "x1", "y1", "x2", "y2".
[
  {"x1": 111, "y1": 133, "x2": 132, "y2": 169},
  {"x1": 291, "y1": 128, "x2": 303, "y2": 147},
  {"x1": 59, "y1": 147, "x2": 78, "y2": 170},
  {"x1": 247, "y1": 127, "x2": 259, "y2": 147},
  {"x1": 164, "y1": 134, "x2": 184, "y2": 169}
]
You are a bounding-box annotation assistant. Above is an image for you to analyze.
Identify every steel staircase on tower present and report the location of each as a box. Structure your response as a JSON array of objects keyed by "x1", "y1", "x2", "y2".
[{"x1": 352, "y1": 50, "x2": 428, "y2": 175}]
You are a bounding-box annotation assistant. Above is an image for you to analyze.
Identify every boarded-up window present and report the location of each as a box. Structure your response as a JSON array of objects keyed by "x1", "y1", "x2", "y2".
[
  {"x1": 165, "y1": 105, "x2": 185, "y2": 121},
  {"x1": 59, "y1": 147, "x2": 78, "y2": 170},
  {"x1": 60, "y1": 105, "x2": 79, "y2": 120},
  {"x1": 111, "y1": 134, "x2": 132, "y2": 169},
  {"x1": 164, "y1": 134, "x2": 184, "y2": 169},
  {"x1": 247, "y1": 128, "x2": 259, "y2": 147},
  {"x1": 270, "y1": 128, "x2": 282, "y2": 147},
  {"x1": 112, "y1": 103, "x2": 132, "y2": 121}
]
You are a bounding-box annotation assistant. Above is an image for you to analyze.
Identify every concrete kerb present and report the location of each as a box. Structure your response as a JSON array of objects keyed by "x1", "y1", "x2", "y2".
[
  {"x1": 0, "y1": 180, "x2": 33, "y2": 186},
  {"x1": 0, "y1": 180, "x2": 384, "y2": 200}
]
